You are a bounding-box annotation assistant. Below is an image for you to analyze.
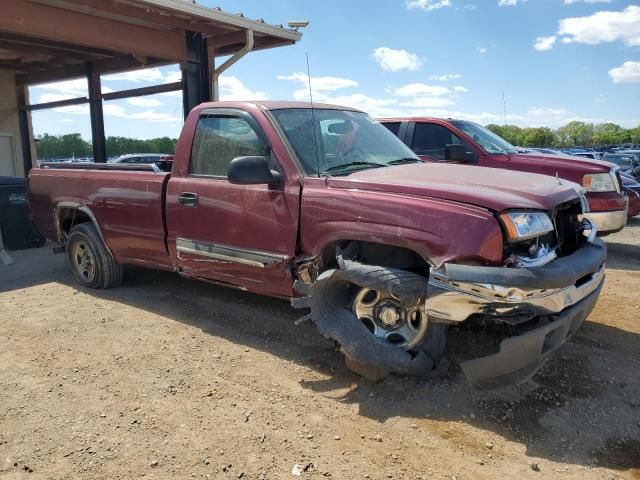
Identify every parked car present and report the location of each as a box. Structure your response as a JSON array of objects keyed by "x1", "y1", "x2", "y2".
[
  {"x1": 602, "y1": 151, "x2": 640, "y2": 180},
  {"x1": 621, "y1": 171, "x2": 640, "y2": 217},
  {"x1": 380, "y1": 118, "x2": 628, "y2": 235},
  {"x1": 526, "y1": 148, "x2": 573, "y2": 157},
  {"x1": 109, "y1": 153, "x2": 174, "y2": 171},
  {"x1": 29, "y1": 101, "x2": 605, "y2": 389},
  {"x1": 571, "y1": 152, "x2": 601, "y2": 160}
]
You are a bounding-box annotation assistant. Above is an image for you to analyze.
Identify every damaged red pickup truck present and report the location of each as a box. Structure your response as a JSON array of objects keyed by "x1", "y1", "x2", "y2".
[{"x1": 29, "y1": 101, "x2": 606, "y2": 388}]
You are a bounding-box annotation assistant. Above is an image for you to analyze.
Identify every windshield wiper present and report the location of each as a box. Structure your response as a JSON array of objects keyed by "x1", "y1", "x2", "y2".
[
  {"x1": 323, "y1": 161, "x2": 388, "y2": 174},
  {"x1": 388, "y1": 157, "x2": 421, "y2": 165}
]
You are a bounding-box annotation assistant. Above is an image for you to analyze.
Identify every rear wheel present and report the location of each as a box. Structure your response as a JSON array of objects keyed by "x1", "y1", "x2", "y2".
[{"x1": 66, "y1": 223, "x2": 123, "y2": 289}]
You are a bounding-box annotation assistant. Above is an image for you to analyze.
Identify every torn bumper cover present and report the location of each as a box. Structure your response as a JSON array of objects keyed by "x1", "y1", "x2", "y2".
[{"x1": 426, "y1": 238, "x2": 607, "y2": 388}]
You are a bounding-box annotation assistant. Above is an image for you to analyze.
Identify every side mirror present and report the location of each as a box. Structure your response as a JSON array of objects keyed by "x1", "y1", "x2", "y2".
[
  {"x1": 227, "y1": 156, "x2": 283, "y2": 185},
  {"x1": 445, "y1": 144, "x2": 475, "y2": 163}
]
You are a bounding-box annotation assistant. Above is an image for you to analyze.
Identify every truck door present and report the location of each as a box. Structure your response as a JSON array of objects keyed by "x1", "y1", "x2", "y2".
[
  {"x1": 167, "y1": 109, "x2": 300, "y2": 298},
  {"x1": 407, "y1": 122, "x2": 476, "y2": 164}
]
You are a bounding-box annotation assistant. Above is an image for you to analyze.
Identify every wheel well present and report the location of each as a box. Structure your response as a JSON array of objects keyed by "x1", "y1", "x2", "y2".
[
  {"x1": 320, "y1": 240, "x2": 430, "y2": 276},
  {"x1": 57, "y1": 207, "x2": 93, "y2": 241}
]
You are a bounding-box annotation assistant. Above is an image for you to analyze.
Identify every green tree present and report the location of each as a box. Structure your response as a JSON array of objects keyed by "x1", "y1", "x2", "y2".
[
  {"x1": 521, "y1": 127, "x2": 557, "y2": 147},
  {"x1": 556, "y1": 121, "x2": 594, "y2": 147},
  {"x1": 486, "y1": 124, "x2": 524, "y2": 146}
]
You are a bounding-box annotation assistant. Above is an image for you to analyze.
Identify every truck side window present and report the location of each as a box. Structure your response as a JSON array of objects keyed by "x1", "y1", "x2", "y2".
[
  {"x1": 382, "y1": 122, "x2": 401, "y2": 136},
  {"x1": 190, "y1": 116, "x2": 268, "y2": 176},
  {"x1": 411, "y1": 123, "x2": 463, "y2": 160}
]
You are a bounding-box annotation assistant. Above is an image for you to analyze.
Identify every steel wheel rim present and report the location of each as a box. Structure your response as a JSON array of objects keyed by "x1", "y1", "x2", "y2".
[
  {"x1": 72, "y1": 240, "x2": 96, "y2": 282},
  {"x1": 352, "y1": 287, "x2": 429, "y2": 350}
]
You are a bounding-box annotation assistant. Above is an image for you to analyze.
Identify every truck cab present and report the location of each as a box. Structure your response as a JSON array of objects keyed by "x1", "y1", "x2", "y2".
[{"x1": 379, "y1": 118, "x2": 628, "y2": 234}]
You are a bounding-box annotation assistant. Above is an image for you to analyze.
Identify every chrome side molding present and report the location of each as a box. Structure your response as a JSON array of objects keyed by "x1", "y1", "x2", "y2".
[{"x1": 176, "y1": 237, "x2": 286, "y2": 268}]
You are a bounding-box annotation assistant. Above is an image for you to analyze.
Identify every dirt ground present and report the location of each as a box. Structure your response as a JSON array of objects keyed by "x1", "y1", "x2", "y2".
[{"x1": 1, "y1": 219, "x2": 639, "y2": 480}]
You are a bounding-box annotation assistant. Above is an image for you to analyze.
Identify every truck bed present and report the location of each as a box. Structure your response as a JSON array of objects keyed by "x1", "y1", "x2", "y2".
[{"x1": 29, "y1": 165, "x2": 173, "y2": 270}]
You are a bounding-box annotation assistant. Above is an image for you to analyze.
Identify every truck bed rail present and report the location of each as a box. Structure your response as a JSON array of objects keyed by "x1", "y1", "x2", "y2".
[{"x1": 38, "y1": 162, "x2": 165, "y2": 173}]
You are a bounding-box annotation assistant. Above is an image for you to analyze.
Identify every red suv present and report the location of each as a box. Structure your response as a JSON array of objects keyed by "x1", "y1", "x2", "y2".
[{"x1": 380, "y1": 118, "x2": 628, "y2": 234}]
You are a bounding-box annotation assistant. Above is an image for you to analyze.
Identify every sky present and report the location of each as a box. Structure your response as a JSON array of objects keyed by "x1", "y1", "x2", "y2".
[{"x1": 29, "y1": 0, "x2": 640, "y2": 141}]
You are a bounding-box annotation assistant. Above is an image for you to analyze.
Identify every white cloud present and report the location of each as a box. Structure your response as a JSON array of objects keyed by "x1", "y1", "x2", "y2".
[
  {"x1": 37, "y1": 79, "x2": 87, "y2": 97},
  {"x1": 534, "y1": 35, "x2": 557, "y2": 51},
  {"x1": 164, "y1": 71, "x2": 182, "y2": 84},
  {"x1": 127, "y1": 97, "x2": 163, "y2": 107},
  {"x1": 406, "y1": 0, "x2": 452, "y2": 11},
  {"x1": 428, "y1": 73, "x2": 461, "y2": 81},
  {"x1": 102, "y1": 68, "x2": 165, "y2": 83},
  {"x1": 499, "y1": 0, "x2": 526, "y2": 6},
  {"x1": 401, "y1": 97, "x2": 455, "y2": 108},
  {"x1": 102, "y1": 104, "x2": 180, "y2": 123},
  {"x1": 317, "y1": 93, "x2": 402, "y2": 117},
  {"x1": 461, "y1": 4, "x2": 477, "y2": 11},
  {"x1": 564, "y1": 0, "x2": 611, "y2": 4},
  {"x1": 218, "y1": 76, "x2": 267, "y2": 100},
  {"x1": 393, "y1": 83, "x2": 451, "y2": 97},
  {"x1": 558, "y1": 5, "x2": 640, "y2": 46},
  {"x1": 277, "y1": 72, "x2": 358, "y2": 91},
  {"x1": 608, "y1": 61, "x2": 640, "y2": 83},
  {"x1": 402, "y1": 106, "x2": 599, "y2": 128},
  {"x1": 476, "y1": 47, "x2": 488, "y2": 54},
  {"x1": 277, "y1": 72, "x2": 357, "y2": 101},
  {"x1": 453, "y1": 86, "x2": 469, "y2": 93},
  {"x1": 372, "y1": 47, "x2": 423, "y2": 72}
]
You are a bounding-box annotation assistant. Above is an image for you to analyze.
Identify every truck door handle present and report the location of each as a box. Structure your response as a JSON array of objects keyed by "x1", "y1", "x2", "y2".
[{"x1": 178, "y1": 192, "x2": 198, "y2": 207}]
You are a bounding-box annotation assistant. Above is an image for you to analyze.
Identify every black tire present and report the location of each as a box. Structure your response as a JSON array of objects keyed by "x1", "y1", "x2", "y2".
[
  {"x1": 66, "y1": 222, "x2": 123, "y2": 289},
  {"x1": 293, "y1": 261, "x2": 448, "y2": 376}
]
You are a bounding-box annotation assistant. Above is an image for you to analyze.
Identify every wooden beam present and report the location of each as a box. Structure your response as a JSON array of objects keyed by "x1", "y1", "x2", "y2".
[
  {"x1": 88, "y1": 63, "x2": 107, "y2": 163},
  {"x1": 0, "y1": 31, "x2": 115, "y2": 58},
  {"x1": 0, "y1": 39, "x2": 99, "y2": 62},
  {"x1": 0, "y1": 0, "x2": 186, "y2": 61},
  {"x1": 101, "y1": 81, "x2": 181, "y2": 101},
  {"x1": 28, "y1": 96, "x2": 88, "y2": 111},
  {"x1": 58, "y1": 0, "x2": 230, "y2": 37},
  {"x1": 17, "y1": 55, "x2": 173, "y2": 86},
  {"x1": 206, "y1": 30, "x2": 249, "y2": 49},
  {"x1": 16, "y1": 84, "x2": 34, "y2": 174}
]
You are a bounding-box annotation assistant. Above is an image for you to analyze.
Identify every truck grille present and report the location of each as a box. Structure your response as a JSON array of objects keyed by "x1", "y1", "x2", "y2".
[{"x1": 554, "y1": 198, "x2": 584, "y2": 257}]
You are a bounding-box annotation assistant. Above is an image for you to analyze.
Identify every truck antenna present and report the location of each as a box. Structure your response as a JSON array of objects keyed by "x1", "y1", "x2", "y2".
[
  {"x1": 502, "y1": 91, "x2": 507, "y2": 127},
  {"x1": 306, "y1": 52, "x2": 321, "y2": 177}
]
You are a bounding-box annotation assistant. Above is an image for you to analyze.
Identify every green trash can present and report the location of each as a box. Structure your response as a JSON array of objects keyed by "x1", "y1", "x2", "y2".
[{"x1": 0, "y1": 176, "x2": 45, "y2": 250}]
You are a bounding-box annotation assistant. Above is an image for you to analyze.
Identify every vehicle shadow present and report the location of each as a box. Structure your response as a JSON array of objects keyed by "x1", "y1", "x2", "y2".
[
  {"x1": 605, "y1": 242, "x2": 640, "y2": 271},
  {"x1": 2, "y1": 248, "x2": 639, "y2": 473}
]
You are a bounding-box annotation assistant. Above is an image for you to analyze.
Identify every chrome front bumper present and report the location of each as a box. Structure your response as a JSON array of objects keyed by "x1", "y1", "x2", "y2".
[
  {"x1": 583, "y1": 206, "x2": 628, "y2": 233},
  {"x1": 424, "y1": 238, "x2": 607, "y2": 388},
  {"x1": 426, "y1": 263, "x2": 604, "y2": 323}
]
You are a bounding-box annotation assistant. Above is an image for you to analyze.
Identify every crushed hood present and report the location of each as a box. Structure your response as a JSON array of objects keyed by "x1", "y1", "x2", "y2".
[{"x1": 326, "y1": 163, "x2": 582, "y2": 212}]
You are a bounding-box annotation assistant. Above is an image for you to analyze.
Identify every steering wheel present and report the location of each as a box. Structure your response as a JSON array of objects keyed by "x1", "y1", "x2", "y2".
[{"x1": 338, "y1": 145, "x2": 367, "y2": 162}]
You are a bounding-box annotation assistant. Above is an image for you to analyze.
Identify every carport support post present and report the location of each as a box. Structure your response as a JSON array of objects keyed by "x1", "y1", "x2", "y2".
[
  {"x1": 87, "y1": 63, "x2": 106, "y2": 163},
  {"x1": 16, "y1": 83, "x2": 33, "y2": 176},
  {"x1": 182, "y1": 31, "x2": 210, "y2": 119}
]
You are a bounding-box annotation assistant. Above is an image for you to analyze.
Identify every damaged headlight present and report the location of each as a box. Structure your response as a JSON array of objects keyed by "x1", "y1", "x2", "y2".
[
  {"x1": 499, "y1": 211, "x2": 554, "y2": 243},
  {"x1": 582, "y1": 173, "x2": 617, "y2": 192}
]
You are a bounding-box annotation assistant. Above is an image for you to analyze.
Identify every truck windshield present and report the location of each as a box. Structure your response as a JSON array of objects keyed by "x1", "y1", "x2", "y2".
[
  {"x1": 451, "y1": 120, "x2": 519, "y2": 155},
  {"x1": 270, "y1": 108, "x2": 420, "y2": 176}
]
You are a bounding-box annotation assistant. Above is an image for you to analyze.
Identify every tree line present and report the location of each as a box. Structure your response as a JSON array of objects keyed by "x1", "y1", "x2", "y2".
[
  {"x1": 486, "y1": 122, "x2": 640, "y2": 149},
  {"x1": 35, "y1": 133, "x2": 177, "y2": 160}
]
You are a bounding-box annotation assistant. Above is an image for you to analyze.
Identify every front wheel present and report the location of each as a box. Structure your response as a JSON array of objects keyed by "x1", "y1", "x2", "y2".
[
  {"x1": 293, "y1": 260, "x2": 447, "y2": 377},
  {"x1": 66, "y1": 223, "x2": 123, "y2": 289}
]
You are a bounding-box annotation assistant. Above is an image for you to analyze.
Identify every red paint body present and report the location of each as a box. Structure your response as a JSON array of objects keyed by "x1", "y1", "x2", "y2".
[
  {"x1": 379, "y1": 118, "x2": 628, "y2": 221},
  {"x1": 29, "y1": 102, "x2": 584, "y2": 298}
]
